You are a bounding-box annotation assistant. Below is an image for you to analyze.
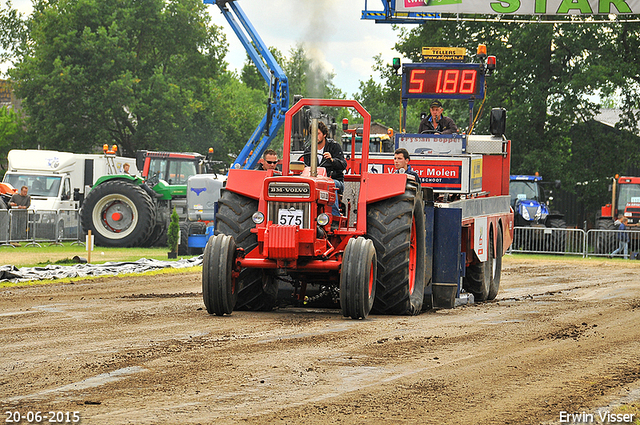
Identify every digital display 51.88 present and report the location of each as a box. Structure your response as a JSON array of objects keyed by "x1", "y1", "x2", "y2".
[{"x1": 403, "y1": 65, "x2": 483, "y2": 99}]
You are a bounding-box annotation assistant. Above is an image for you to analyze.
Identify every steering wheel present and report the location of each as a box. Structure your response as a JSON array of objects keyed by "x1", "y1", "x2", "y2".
[
  {"x1": 420, "y1": 129, "x2": 437, "y2": 134},
  {"x1": 146, "y1": 172, "x2": 160, "y2": 188}
]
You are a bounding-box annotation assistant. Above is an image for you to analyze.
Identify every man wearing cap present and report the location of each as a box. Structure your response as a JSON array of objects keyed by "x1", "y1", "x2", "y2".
[{"x1": 418, "y1": 100, "x2": 458, "y2": 135}]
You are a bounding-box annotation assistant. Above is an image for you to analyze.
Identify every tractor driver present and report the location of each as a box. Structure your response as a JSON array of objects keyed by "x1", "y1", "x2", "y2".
[
  {"x1": 302, "y1": 121, "x2": 347, "y2": 217},
  {"x1": 418, "y1": 100, "x2": 458, "y2": 135}
]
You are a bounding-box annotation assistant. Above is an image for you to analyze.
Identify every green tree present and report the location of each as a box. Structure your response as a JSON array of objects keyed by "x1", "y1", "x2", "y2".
[
  {"x1": 10, "y1": 0, "x2": 230, "y2": 156},
  {"x1": 167, "y1": 206, "x2": 179, "y2": 255},
  {"x1": 355, "y1": 54, "x2": 404, "y2": 131},
  {"x1": 0, "y1": 105, "x2": 23, "y2": 168},
  {"x1": 0, "y1": 0, "x2": 28, "y2": 74}
]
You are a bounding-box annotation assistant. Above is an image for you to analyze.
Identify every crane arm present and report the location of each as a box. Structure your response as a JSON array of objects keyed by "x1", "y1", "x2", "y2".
[{"x1": 204, "y1": 0, "x2": 289, "y2": 169}]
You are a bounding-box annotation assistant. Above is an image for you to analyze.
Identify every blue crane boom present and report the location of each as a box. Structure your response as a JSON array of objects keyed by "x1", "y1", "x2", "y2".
[
  {"x1": 203, "y1": 0, "x2": 289, "y2": 170},
  {"x1": 361, "y1": 0, "x2": 440, "y2": 24}
]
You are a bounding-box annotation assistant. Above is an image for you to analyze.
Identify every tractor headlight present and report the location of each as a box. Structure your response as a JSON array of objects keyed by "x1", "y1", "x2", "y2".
[
  {"x1": 252, "y1": 211, "x2": 265, "y2": 224},
  {"x1": 521, "y1": 205, "x2": 530, "y2": 220},
  {"x1": 317, "y1": 213, "x2": 330, "y2": 226}
]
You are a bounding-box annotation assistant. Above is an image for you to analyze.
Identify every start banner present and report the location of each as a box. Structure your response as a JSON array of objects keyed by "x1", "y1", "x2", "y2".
[{"x1": 398, "y1": 0, "x2": 640, "y2": 15}]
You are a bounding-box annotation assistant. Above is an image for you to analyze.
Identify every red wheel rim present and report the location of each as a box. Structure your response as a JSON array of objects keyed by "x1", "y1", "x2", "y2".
[{"x1": 409, "y1": 216, "x2": 417, "y2": 294}]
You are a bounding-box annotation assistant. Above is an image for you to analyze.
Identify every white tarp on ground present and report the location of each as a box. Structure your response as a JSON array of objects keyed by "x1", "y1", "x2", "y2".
[{"x1": 0, "y1": 257, "x2": 202, "y2": 283}]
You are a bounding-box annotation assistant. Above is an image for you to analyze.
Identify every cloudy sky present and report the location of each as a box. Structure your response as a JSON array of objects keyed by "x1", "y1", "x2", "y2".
[{"x1": 6, "y1": 0, "x2": 405, "y2": 96}]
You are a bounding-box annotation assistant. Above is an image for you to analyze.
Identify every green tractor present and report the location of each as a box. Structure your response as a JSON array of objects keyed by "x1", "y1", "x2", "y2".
[{"x1": 80, "y1": 149, "x2": 223, "y2": 247}]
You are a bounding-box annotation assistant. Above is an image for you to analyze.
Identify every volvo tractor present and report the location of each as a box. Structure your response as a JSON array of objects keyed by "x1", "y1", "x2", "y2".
[{"x1": 203, "y1": 99, "x2": 426, "y2": 319}]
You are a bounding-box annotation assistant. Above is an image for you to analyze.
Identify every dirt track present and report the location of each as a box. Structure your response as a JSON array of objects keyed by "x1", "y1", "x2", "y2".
[{"x1": 2, "y1": 256, "x2": 640, "y2": 425}]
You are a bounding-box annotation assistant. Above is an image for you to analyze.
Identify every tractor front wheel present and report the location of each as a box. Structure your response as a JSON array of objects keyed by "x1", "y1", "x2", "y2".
[
  {"x1": 340, "y1": 237, "x2": 377, "y2": 319},
  {"x1": 215, "y1": 189, "x2": 276, "y2": 311},
  {"x1": 202, "y1": 234, "x2": 237, "y2": 316}
]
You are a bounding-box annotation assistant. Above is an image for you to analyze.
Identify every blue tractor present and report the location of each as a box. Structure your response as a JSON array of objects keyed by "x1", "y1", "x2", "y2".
[{"x1": 510, "y1": 175, "x2": 567, "y2": 251}]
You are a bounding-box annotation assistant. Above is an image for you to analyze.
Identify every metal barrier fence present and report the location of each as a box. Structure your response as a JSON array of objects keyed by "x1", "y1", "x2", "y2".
[
  {"x1": 510, "y1": 226, "x2": 640, "y2": 259},
  {"x1": 0, "y1": 209, "x2": 83, "y2": 247}
]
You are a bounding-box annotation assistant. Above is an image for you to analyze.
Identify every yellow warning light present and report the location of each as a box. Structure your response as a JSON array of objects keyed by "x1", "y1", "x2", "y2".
[{"x1": 477, "y1": 44, "x2": 487, "y2": 58}]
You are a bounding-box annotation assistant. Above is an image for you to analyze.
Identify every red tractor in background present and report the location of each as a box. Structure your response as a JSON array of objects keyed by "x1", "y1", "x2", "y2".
[
  {"x1": 203, "y1": 99, "x2": 426, "y2": 319},
  {"x1": 596, "y1": 175, "x2": 640, "y2": 253}
]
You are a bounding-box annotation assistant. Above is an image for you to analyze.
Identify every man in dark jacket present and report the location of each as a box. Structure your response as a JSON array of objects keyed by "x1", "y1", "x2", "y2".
[
  {"x1": 302, "y1": 121, "x2": 346, "y2": 216},
  {"x1": 418, "y1": 100, "x2": 458, "y2": 134},
  {"x1": 302, "y1": 121, "x2": 346, "y2": 182}
]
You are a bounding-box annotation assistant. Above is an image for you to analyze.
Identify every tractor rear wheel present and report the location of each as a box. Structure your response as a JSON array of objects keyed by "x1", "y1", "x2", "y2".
[
  {"x1": 487, "y1": 224, "x2": 503, "y2": 300},
  {"x1": 367, "y1": 184, "x2": 425, "y2": 315},
  {"x1": 144, "y1": 223, "x2": 167, "y2": 248},
  {"x1": 202, "y1": 234, "x2": 237, "y2": 316},
  {"x1": 178, "y1": 222, "x2": 190, "y2": 255},
  {"x1": 216, "y1": 189, "x2": 276, "y2": 311},
  {"x1": 340, "y1": 237, "x2": 377, "y2": 319},
  {"x1": 596, "y1": 218, "x2": 616, "y2": 254},
  {"x1": 80, "y1": 180, "x2": 155, "y2": 247}
]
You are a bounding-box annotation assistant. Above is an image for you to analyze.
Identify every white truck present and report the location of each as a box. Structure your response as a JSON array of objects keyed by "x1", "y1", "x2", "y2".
[{"x1": 2, "y1": 149, "x2": 138, "y2": 241}]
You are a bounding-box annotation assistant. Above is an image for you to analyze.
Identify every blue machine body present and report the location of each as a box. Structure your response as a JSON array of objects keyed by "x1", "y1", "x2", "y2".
[
  {"x1": 510, "y1": 175, "x2": 550, "y2": 226},
  {"x1": 203, "y1": 0, "x2": 289, "y2": 170}
]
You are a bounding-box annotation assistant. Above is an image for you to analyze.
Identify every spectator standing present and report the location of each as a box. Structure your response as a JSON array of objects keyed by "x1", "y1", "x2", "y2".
[
  {"x1": 611, "y1": 216, "x2": 630, "y2": 259},
  {"x1": 9, "y1": 186, "x2": 31, "y2": 209}
]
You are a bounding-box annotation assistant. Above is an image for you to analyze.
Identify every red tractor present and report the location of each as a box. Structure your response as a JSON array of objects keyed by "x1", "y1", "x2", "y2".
[{"x1": 202, "y1": 99, "x2": 425, "y2": 319}]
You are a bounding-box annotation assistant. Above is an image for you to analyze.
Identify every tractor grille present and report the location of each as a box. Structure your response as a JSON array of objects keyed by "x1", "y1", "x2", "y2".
[
  {"x1": 267, "y1": 202, "x2": 311, "y2": 229},
  {"x1": 525, "y1": 206, "x2": 539, "y2": 218}
]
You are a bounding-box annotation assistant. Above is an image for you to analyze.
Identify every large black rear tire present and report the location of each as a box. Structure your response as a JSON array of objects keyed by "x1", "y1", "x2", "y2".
[
  {"x1": 202, "y1": 234, "x2": 237, "y2": 316},
  {"x1": 367, "y1": 184, "x2": 425, "y2": 315},
  {"x1": 80, "y1": 180, "x2": 155, "y2": 247},
  {"x1": 596, "y1": 218, "x2": 616, "y2": 254},
  {"x1": 178, "y1": 222, "x2": 190, "y2": 255},
  {"x1": 215, "y1": 189, "x2": 276, "y2": 311},
  {"x1": 340, "y1": 237, "x2": 377, "y2": 319}
]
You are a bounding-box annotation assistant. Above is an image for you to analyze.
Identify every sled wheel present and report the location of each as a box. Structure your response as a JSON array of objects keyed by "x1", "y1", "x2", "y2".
[{"x1": 487, "y1": 224, "x2": 503, "y2": 300}]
